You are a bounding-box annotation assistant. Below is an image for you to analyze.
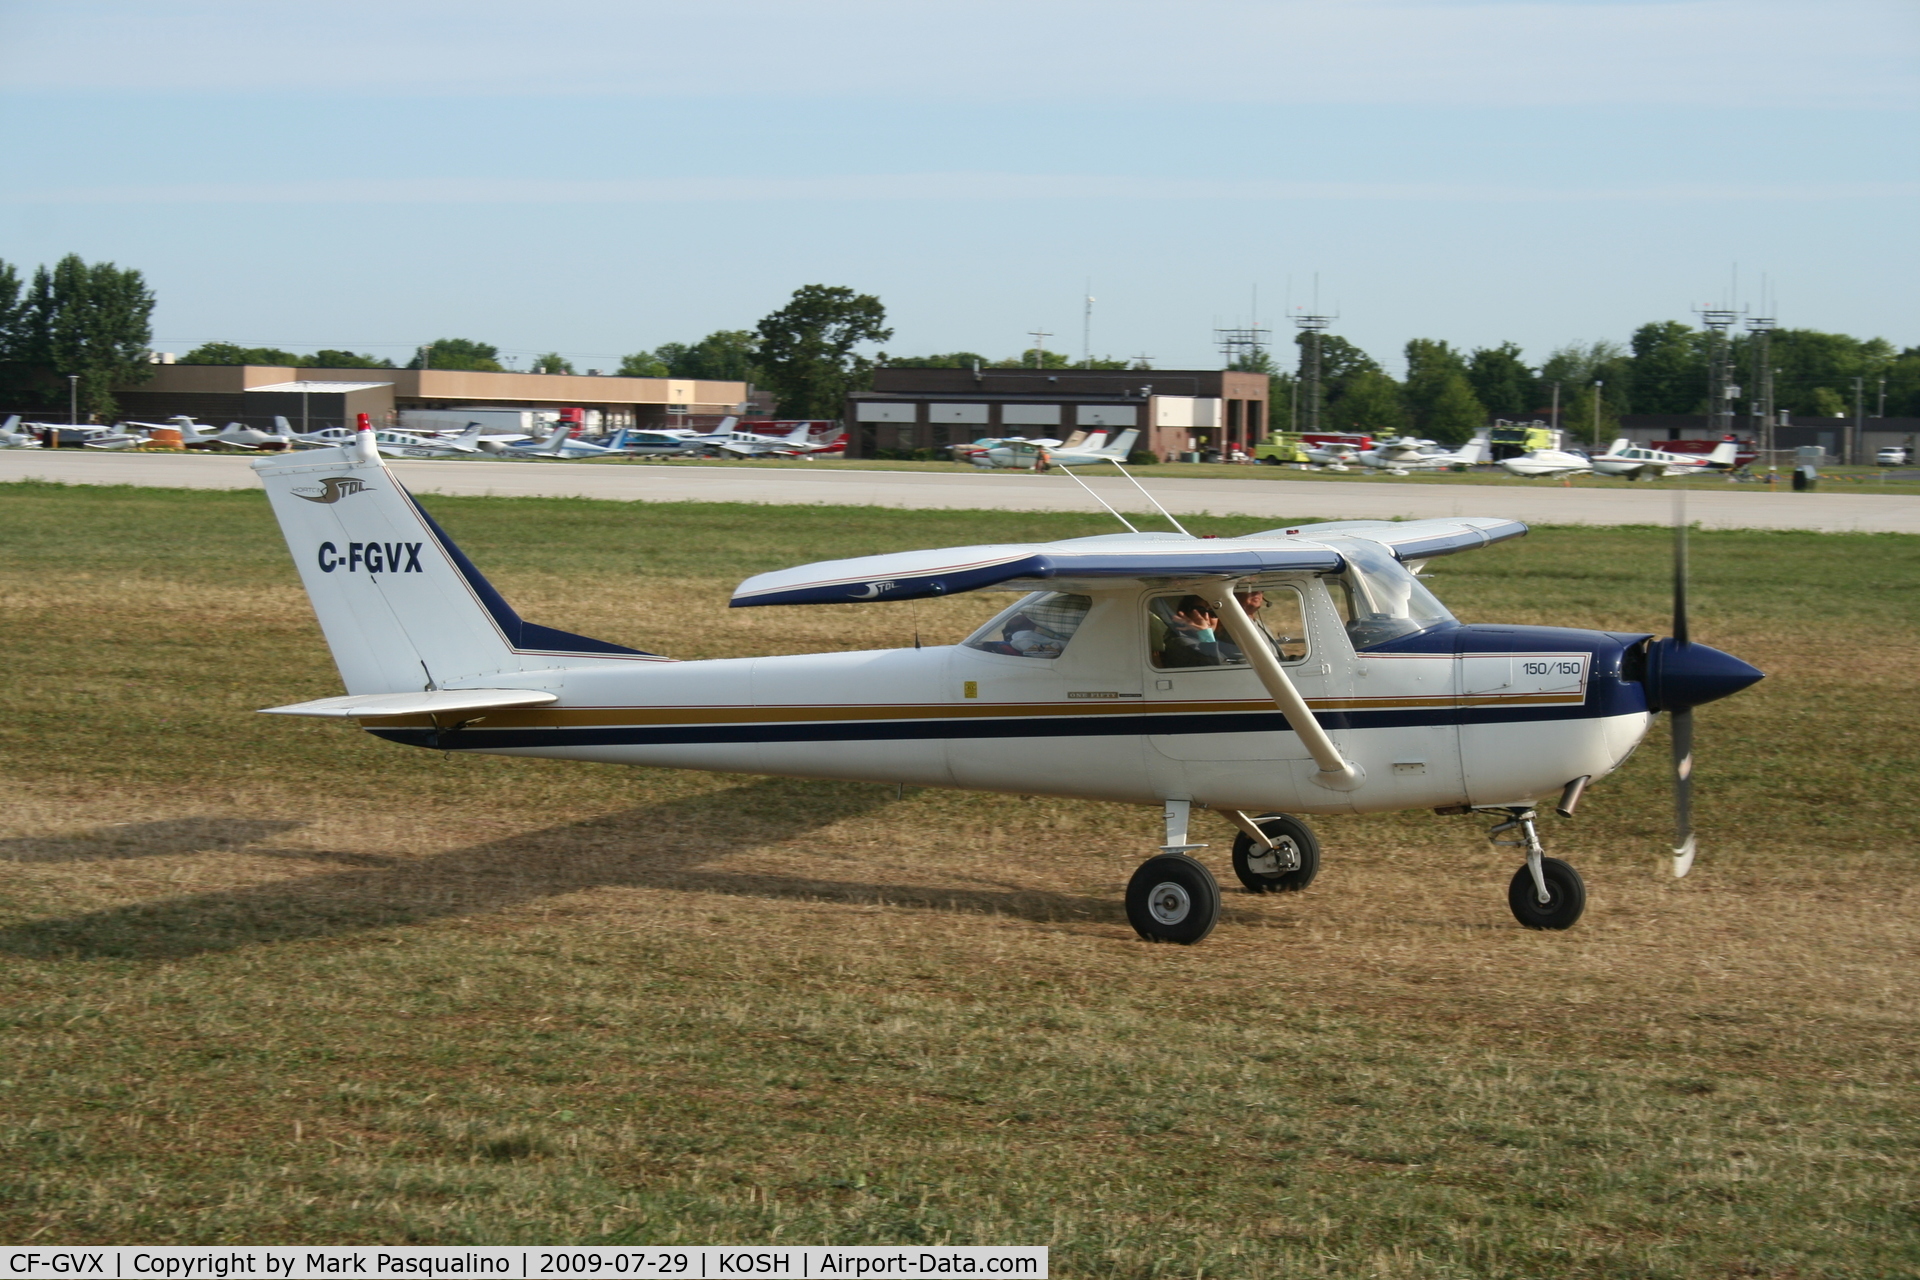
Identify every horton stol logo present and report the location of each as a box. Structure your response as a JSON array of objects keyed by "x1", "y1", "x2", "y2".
[{"x1": 318, "y1": 542, "x2": 424, "y2": 573}]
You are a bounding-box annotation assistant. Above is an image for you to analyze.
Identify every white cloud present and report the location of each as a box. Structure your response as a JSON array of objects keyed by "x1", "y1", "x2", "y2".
[{"x1": 2, "y1": 0, "x2": 1912, "y2": 107}]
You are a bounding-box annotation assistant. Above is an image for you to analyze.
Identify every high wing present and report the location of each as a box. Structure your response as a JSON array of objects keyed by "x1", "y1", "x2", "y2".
[{"x1": 1247, "y1": 517, "x2": 1527, "y2": 563}]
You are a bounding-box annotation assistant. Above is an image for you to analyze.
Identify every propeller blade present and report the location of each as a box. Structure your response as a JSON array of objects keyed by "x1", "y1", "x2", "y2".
[
  {"x1": 1671, "y1": 705, "x2": 1695, "y2": 877},
  {"x1": 1670, "y1": 489, "x2": 1694, "y2": 877}
]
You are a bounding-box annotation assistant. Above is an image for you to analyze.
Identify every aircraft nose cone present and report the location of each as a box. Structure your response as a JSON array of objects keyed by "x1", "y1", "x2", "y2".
[{"x1": 1642, "y1": 637, "x2": 1765, "y2": 712}]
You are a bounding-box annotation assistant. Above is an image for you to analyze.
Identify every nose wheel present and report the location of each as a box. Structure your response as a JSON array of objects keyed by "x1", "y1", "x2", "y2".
[{"x1": 1488, "y1": 807, "x2": 1587, "y2": 930}]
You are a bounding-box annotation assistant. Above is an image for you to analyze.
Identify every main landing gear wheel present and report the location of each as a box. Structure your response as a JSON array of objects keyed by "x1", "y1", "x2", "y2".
[
  {"x1": 1507, "y1": 857, "x2": 1586, "y2": 930},
  {"x1": 1126, "y1": 854, "x2": 1221, "y2": 945},
  {"x1": 1230, "y1": 813, "x2": 1321, "y2": 894}
]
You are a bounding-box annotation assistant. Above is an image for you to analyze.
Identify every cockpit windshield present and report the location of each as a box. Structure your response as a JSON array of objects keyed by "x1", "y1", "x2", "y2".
[
  {"x1": 1324, "y1": 538, "x2": 1454, "y2": 649},
  {"x1": 963, "y1": 592, "x2": 1092, "y2": 659}
]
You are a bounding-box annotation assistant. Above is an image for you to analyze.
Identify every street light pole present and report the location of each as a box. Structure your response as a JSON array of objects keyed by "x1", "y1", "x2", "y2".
[
  {"x1": 1592, "y1": 380, "x2": 1603, "y2": 448},
  {"x1": 1852, "y1": 377, "x2": 1864, "y2": 466},
  {"x1": 1549, "y1": 381, "x2": 1561, "y2": 440}
]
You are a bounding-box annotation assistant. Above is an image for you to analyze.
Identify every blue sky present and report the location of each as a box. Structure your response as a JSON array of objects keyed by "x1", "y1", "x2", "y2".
[{"x1": 1, "y1": 0, "x2": 1914, "y2": 375}]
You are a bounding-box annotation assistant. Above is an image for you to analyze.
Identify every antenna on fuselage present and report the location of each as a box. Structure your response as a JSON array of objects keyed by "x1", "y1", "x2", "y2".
[
  {"x1": 1105, "y1": 457, "x2": 1192, "y2": 536},
  {"x1": 1053, "y1": 463, "x2": 1137, "y2": 532}
]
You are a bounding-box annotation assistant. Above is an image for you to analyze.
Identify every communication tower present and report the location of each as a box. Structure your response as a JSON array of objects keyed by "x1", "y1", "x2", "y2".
[
  {"x1": 1291, "y1": 312, "x2": 1334, "y2": 434},
  {"x1": 1695, "y1": 307, "x2": 1742, "y2": 442},
  {"x1": 1214, "y1": 323, "x2": 1272, "y2": 371},
  {"x1": 1744, "y1": 314, "x2": 1776, "y2": 463}
]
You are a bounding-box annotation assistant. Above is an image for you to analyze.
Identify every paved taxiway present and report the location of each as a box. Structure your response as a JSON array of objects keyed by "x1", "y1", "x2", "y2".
[{"x1": 4, "y1": 451, "x2": 1915, "y2": 534}]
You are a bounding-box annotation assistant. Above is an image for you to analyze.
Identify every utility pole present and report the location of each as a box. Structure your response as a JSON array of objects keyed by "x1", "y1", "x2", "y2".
[
  {"x1": 68, "y1": 374, "x2": 78, "y2": 428},
  {"x1": 1027, "y1": 328, "x2": 1053, "y2": 369},
  {"x1": 1876, "y1": 376, "x2": 1886, "y2": 418},
  {"x1": 1291, "y1": 312, "x2": 1333, "y2": 434},
  {"x1": 1592, "y1": 380, "x2": 1604, "y2": 448},
  {"x1": 1549, "y1": 381, "x2": 1560, "y2": 438},
  {"x1": 1853, "y1": 376, "x2": 1865, "y2": 466},
  {"x1": 1082, "y1": 282, "x2": 1093, "y2": 369}
]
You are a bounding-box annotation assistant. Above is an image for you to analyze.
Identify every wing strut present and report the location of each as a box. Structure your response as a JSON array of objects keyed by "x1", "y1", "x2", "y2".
[{"x1": 1200, "y1": 584, "x2": 1364, "y2": 792}]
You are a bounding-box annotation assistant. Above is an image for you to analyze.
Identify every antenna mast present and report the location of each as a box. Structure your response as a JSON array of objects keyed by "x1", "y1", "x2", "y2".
[
  {"x1": 1291, "y1": 311, "x2": 1334, "y2": 434},
  {"x1": 1694, "y1": 306, "x2": 1742, "y2": 442},
  {"x1": 1027, "y1": 327, "x2": 1054, "y2": 369}
]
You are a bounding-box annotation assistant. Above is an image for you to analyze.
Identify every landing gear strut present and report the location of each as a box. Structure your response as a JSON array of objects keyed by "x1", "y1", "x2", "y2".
[{"x1": 1487, "y1": 807, "x2": 1586, "y2": 930}]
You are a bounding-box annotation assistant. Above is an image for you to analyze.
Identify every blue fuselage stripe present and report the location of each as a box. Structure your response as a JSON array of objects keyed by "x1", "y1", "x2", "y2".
[{"x1": 369, "y1": 701, "x2": 1621, "y2": 751}]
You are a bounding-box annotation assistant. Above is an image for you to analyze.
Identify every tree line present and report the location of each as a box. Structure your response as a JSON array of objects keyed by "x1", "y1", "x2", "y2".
[
  {"x1": 0, "y1": 254, "x2": 156, "y2": 419},
  {"x1": 10, "y1": 253, "x2": 1917, "y2": 430},
  {"x1": 1254, "y1": 323, "x2": 1920, "y2": 445}
]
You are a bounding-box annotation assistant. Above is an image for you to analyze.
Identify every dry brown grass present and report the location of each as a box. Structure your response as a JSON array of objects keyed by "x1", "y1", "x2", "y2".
[{"x1": 0, "y1": 481, "x2": 1915, "y2": 1275}]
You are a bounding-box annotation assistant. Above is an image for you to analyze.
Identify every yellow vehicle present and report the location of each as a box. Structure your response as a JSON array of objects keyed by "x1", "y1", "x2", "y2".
[{"x1": 1251, "y1": 432, "x2": 1311, "y2": 465}]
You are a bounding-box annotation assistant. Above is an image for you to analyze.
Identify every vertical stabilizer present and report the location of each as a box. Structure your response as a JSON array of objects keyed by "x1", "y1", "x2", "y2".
[
  {"x1": 1707, "y1": 437, "x2": 1739, "y2": 468},
  {"x1": 253, "y1": 445, "x2": 657, "y2": 694}
]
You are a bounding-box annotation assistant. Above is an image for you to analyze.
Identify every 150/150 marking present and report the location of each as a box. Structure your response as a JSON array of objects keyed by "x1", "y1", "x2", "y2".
[{"x1": 1521, "y1": 660, "x2": 1583, "y2": 677}]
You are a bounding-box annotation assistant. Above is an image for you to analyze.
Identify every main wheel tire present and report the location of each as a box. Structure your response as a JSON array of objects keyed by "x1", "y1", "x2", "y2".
[
  {"x1": 1230, "y1": 813, "x2": 1321, "y2": 893},
  {"x1": 1507, "y1": 857, "x2": 1586, "y2": 930},
  {"x1": 1125, "y1": 854, "x2": 1221, "y2": 945}
]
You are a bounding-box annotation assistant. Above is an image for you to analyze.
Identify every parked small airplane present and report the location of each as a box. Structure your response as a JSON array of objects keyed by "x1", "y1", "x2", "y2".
[
  {"x1": 1499, "y1": 447, "x2": 1594, "y2": 478},
  {"x1": 975, "y1": 429, "x2": 1142, "y2": 470},
  {"x1": 477, "y1": 423, "x2": 627, "y2": 459},
  {"x1": 1357, "y1": 435, "x2": 1488, "y2": 474},
  {"x1": 1591, "y1": 438, "x2": 1739, "y2": 479},
  {"x1": 252, "y1": 417, "x2": 1763, "y2": 945},
  {"x1": 0, "y1": 415, "x2": 39, "y2": 448},
  {"x1": 696, "y1": 418, "x2": 844, "y2": 459}
]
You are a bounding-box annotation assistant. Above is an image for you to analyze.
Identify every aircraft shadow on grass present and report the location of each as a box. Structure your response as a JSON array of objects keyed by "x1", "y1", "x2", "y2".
[
  {"x1": 0, "y1": 817, "x2": 308, "y2": 864},
  {"x1": 0, "y1": 779, "x2": 1124, "y2": 960}
]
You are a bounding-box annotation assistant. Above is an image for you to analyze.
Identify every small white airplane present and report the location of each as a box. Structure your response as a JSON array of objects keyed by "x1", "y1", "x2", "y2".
[
  {"x1": 476, "y1": 423, "x2": 627, "y2": 459},
  {"x1": 1499, "y1": 447, "x2": 1594, "y2": 478},
  {"x1": 0, "y1": 415, "x2": 40, "y2": 447},
  {"x1": 1591, "y1": 438, "x2": 1739, "y2": 480},
  {"x1": 1357, "y1": 435, "x2": 1488, "y2": 474},
  {"x1": 692, "y1": 418, "x2": 842, "y2": 459},
  {"x1": 975, "y1": 429, "x2": 1142, "y2": 471},
  {"x1": 607, "y1": 428, "x2": 707, "y2": 458},
  {"x1": 251, "y1": 419, "x2": 1763, "y2": 944}
]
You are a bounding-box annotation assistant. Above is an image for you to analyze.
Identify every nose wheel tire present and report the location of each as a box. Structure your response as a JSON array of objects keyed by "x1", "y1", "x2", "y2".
[
  {"x1": 1229, "y1": 813, "x2": 1321, "y2": 893},
  {"x1": 1507, "y1": 857, "x2": 1586, "y2": 930},
  {"x1": 1126, "y1": 854, "x2": 1221, "y2": 945}
]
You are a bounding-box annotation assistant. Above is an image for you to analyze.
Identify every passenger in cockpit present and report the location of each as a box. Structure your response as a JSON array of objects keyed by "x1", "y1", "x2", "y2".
[{"x1": 1156, "y1": 596, "x2": 1224, "y2": 668}]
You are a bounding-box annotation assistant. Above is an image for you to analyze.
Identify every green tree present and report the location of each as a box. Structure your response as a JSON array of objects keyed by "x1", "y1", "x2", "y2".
[
  {"x1": 1629, "y1": 321, "x2": 1705, "y2": 413},
  {"x1": 408, "y1": 338, "x2": 502, "y2": 372},
  {"x1": 754, "y1": 284, "x2": 893, "y2": 418},
  {"x1": 15, "y1": 254, "x2": 156, "y2": 419},
  {"x1": 877, "y1": 351, "x2": 991, "y2": 369},
  {"x1": 1467, "y1": 342, "x2": 1531, "y2": 419},
  {"x1": 530, "y1": 352, "x2": 575, "y2": 375},
  {"x1": 1758, "y1": 328, "x2": 1896, "y2": 420},
  {"x1": 1403, "y1": 339, "x2": 1482, "y2": 441},
  {"x1": 1295, "y1": 333, "x2": 1381, "y2": 405},
  {"x1": 1424, "y1": 372, "x2": 1487, "y2": 444},
  {"x1": 309, "y1": 349, "x2": 393, "y2": 368},
  {"x1": 0, "y1": 259, "x2": 24, "y2": 354},
  {"x1": 1326, "y1": 369, "x2": 1408, "y2": 435},
  {"x1": 990, "y1": 349, "x2": 1078, "y2": 369},
  {"x1": 671, "y1": 330, "x2": 760, "y2": 382},
  {"x1": 618, "y1": 351, "x2": 671, "y2": 378},
  {"x1": 182, "y1": 341, "x2": 303, "y2": 365},
  {"x1": 1884, "y1": 347, "x2": 1920, "y2": 417}
]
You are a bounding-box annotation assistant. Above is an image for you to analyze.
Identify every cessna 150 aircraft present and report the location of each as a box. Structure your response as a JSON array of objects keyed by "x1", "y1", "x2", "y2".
[{"x1": 253, "y1": 419, "x2": 1762, "y2": 944}]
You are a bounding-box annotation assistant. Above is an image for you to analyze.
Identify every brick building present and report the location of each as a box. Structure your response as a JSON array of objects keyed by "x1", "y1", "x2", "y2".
[{"x1": 845, "y1": 367, "x2": 1270, "y2": 461}]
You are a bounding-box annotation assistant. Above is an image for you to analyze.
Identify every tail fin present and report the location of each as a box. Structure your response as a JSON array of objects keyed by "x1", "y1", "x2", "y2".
[
  {"x1": 1455, "y1": 438, "x2": 1486, "y2": 465},
  {"x1": 274, "y1": 416, "x2": 293, "y2": 434},
  {"x1": 253, "y1": 445, "x2": 658, "y2": 694},
  {"x1": 1708, "y1": 437, "x2": 1739, "y2": 467},
  {"x1": 785, "y1": 422, "x2": 813, "y2": 444},
  {"x1": 1608, "y1": 438, "x2": 1631, "y2": 455},
  {"x1": 1103, "y1": 429, "x2": 1140, "y2": 456}
]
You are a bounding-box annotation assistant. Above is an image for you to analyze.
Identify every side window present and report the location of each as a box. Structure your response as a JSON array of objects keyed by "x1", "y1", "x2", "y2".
[
  {"x1": 1146, "y1": 586, "x2": 1308, "y2": 670},
  {"x1": 963, "y1": 592, "x2": 1091, "y2": 660}
]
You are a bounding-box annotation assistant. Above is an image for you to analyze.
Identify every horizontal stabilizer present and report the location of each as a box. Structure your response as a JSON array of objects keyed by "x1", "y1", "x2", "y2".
[{"x1": 259, "y1": 689, "x2": 559, "y2": 719}]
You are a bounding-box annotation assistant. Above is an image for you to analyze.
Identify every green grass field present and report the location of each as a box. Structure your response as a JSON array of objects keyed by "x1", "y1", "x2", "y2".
[{"x1": 1, "y1": 480, "x2": 1916, "y2": 1276}]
